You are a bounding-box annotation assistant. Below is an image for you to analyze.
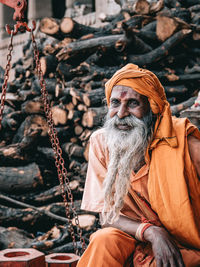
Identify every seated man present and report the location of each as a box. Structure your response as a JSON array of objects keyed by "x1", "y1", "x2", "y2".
[{"x1": 77, "y1": 64, "x2": 200, "y2": 267}]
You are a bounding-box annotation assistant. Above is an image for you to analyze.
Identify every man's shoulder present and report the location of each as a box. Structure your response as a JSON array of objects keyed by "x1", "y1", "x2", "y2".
[
  {"x1": 172, "y1": 116, "x2": 200, "y2": 137},
  {"x1": 89, "y1": 128, "x2": 108, "y2": 159},
  {"x1": 90, "y1": 128, "x2": 106, "y2": 141}
]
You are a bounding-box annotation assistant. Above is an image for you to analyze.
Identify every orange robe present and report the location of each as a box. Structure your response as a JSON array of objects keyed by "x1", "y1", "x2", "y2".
[{"x1": 78, "y1": 117, "x2": 200, "y2": 267}]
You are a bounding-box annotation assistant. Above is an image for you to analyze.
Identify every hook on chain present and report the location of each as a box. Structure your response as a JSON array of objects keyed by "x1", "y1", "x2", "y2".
[{"x1": 6, "y1": 20, "x2": 36, "y2": 35}]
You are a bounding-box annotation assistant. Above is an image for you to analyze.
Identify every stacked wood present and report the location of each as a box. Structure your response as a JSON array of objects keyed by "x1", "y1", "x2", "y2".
[{"x1": 0, "y1": 0, "x2": 200, "y2": 256}]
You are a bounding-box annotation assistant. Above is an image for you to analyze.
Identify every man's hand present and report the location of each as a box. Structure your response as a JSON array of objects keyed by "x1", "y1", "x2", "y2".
[{"x1": 144, "y1": 226, "x2": 185, "y2": 267}]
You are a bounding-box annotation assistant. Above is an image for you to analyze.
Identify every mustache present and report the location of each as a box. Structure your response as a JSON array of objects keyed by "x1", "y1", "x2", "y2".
[{"x1": 105, "y1": 114, "x2": 146, "y2": 128}]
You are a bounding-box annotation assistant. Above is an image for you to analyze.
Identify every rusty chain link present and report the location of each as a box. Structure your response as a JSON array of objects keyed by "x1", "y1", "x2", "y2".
[
  {"x1": 30, "y1": 31, "x2": 86, "y2": 255},
  {"x1": 0, "y1": 31, "x2": 14, "y2": 130}
]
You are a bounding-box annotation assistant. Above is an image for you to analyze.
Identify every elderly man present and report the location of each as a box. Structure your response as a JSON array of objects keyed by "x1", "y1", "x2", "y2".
[{"x1": 77, "y1": 64, "x2": 200, "y2": 267}]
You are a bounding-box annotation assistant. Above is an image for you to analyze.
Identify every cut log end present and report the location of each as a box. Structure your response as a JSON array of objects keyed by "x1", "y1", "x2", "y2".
[
  {"x1": 40, "y1": 17, "x2": 59, "y2": 35},
  {"x1": 60, "y1": 17, "x2": 74, "y2": 34}
]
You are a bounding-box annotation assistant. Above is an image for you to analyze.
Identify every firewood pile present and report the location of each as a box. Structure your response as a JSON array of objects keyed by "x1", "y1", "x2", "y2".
[{"x1": 0, "y1": 0, "x2": 200, "y2": 254}]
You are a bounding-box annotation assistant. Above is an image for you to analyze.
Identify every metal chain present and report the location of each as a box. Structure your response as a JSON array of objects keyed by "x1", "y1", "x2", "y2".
[
  {"x1": 31, "y1": 31, "x2": 86, "y2": 255},
  {"x1": 0, "y1": 31, "x2": 14, "y2": 130}
]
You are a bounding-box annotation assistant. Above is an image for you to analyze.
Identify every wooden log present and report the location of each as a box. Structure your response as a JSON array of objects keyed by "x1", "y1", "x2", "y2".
[
  {"x1": 12, "y1": 115, "x2": 48, "y2": 143},
  {"x1": 156, "y1": 14, "x2": 190, "y2": 41},
  {"x1": 1, "y1": 111, "x2": 24, "y2": 133},
  {"x1": 40, "y1": 55, "x2": 58, "y2": 77},
  {"x1": 79, "y1": 129, "x2": 93, "y2": 142},
  {"x1": 83, "y1": 88, "x2": 105, "y2": 107},
  {"x1": 69, "y1": 88, "x2": 84, "y2": 103},
  {"x1": 189, "y1": 4, "x2": 200, "y2": 12},
  {"x1": 165, "y1": 73, "x2": 200, "y2": 83},
  {"x1": 82, "y1": 80, "x2": 106, "y2": 91},
  {"x1": 70, "y1": 63, "x2": 118, "y2": 80},
  {"x1": 72, "y1": 214, "x2": 96, "y2": 231},
  {"x1": 74, "y1": 125, "x2": 84, "y2": 136},
  {"x1": 0, "y1": 227, "x2": 34, "y2": 249},
  {"x1": 62, "y1": 142, "x2": 85, "y2": 159},
  {"x1": 40, "y1": 17, "x2": 104, "y2": 40},
  {"x1": 171, "y1": 7, "x2": 191, "y2": 23},
  {"x1": 32, "y1": 78, "x2": 58, "y2": 95},
  {"x1": 134, "y1": 0, "x2": 165, "y2": 15},
  {"x1": 21, "y1": 99, "x2": 44, "y2": 114},
  {"x1": 57, "y1": 62, "x2": 74, "y2": 81},
  {"x1": 39, "y1": 18, "x2": 62, "y2": 40},
  {"x1": 180, "y1": 108, "x2": 200, "y2": 127},
  {"x1": 165, "y1": 85, "x2": 188, "y2": 95},
  {"x1": 68, "y1": 110, "x2": 82, "y2": 123},
  {"x1": 82, "y1": 106, "x2": 107, "y2": 128},
  {"x1": 7, "y1": 180, "x2": 81, "y2": 205},
  {"x1": 51, "y1": 106, "x2": 68, "y2": 126},
  {"x1": 77, "y1": 104, "x2": 87, "y2": 112},
  {"x1": 0, "y1": 128, "x2": 42, "y2": 165},
  {"x1": 128, "y1": 29, "x2": 192, "y2": 66},
  {"x1": 0, "y1": 194, "x2": 71, "y2": 225},
  {"x1": 0, "y1": 163, "x2": 43, "y2": 193},
  {"x1": 60, "y1": 17, "x2": 100, "y2": 39},
  {"x1": 181, "y1": 0, "x2": 200, "y2": 8},
  {"x1": 121, "y1": 26, "x2": 153, "y2": 53},
  {"x1": 171, "y1": 96, "x2": 196, "y2": 115},
  {"x1": 0, "y1": 205, "x2": 41, "y2": 228},
  {"x1": 133, "y1": 0, "x2": 150, "y2": 15},
  {"x1": 56, "y1": 34, "x2": 125, "y2": 61}
]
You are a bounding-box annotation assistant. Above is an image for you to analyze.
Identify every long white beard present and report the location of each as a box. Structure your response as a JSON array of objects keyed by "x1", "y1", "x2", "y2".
[{"x1": 102, "y1": 112, "x2": 153, "y2": 224}]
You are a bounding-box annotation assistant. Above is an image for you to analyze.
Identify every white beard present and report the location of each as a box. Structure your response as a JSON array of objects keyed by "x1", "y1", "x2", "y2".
[{"x1": 102, "y1": 112, "x2": 153, "y2": 224}]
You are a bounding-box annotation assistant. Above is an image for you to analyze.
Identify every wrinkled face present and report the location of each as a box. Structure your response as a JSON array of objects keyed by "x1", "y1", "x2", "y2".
[{"x1": 108, "y1": 85, "x2": 150, "y2": 130}]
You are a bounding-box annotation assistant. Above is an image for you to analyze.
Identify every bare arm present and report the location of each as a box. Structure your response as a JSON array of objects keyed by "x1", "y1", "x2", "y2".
[
  {"x1": 100, "y1": 213, "x2": 140, "y2": 236},
  {"x1": 188, "y1": 135, "x2": 200, "y2": 178},
  {"x1": 100, "y1": 214, "x2": 185, "y2": 267}
]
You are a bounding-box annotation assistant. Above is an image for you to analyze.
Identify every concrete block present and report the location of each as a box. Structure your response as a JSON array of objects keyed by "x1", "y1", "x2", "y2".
[
  {"x1": 0, "y1": 248, "x2": 45, "y2": 267},
  {"x1": 45, "y1": 253, "x2": 80, "y2": 267}
]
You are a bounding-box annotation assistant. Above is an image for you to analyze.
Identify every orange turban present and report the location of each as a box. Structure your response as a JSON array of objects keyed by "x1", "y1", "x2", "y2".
[{"x1": 105, "y1": 63, "x2": 178, "y2": 150}]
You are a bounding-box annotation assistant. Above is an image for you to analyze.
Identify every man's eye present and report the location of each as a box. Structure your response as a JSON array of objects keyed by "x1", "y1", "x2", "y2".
[
  {"x1": 128, "y1": 99, "x2": 139, "y2": 107},
  {"x1": 110, "y1": 99, "x2": 120, "y2": 106}
]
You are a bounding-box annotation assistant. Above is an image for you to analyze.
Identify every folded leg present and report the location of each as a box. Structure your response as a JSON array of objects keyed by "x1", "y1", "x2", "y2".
[{"x1": 77, "y1": 227, "x2": 136, "y2": 267}]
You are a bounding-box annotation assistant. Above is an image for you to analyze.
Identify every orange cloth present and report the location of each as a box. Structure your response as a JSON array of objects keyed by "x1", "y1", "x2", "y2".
[{"x1": 77, "y1": 228, "x2": 200, "y2": 267}]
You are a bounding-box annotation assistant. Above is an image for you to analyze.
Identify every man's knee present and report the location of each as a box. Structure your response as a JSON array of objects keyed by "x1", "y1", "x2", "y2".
[{"x1": 90, "y1": 227, "x2": 121, "y2": 245}]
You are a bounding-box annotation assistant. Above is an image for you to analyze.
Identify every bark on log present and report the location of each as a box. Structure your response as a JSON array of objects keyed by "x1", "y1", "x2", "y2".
[
  {"x1": 60, "y1": 17, "x2": 100, "y2": 39},
  {"x1": 0, "y1": 226, "x2": 33, "y2": 249},
  {"x1": 82, "y1": 106, "x2": 107, "y2": 128},
  {"x1": 62, "y1": 142, "x2": 85, "y2": 159},
  {"x1": 83, "y1": 88, "x2": 105, "y2": 107},
  {"x1": 171, "y1": 96, "x2": 196, "y2": 115},
  {"x1": 164, "y1": 85, "x2": 188, "y2": 95},
  {"x1": 0, "y1": 163, "x2": 43, "y2": 193},
  {"x1": 0, "y1": 127, "x2": 42, "y2": 166},
  {"x1": 21, "y1": 100, "x2": 44, "y2": 114},
  {"x1": 56, "y1": 34, "x2": 125, "y2": 61},
  {"x1": 40, "y1": 55, "x2": 58, "y2": 77},
  {"x1": 128, "y1": 29, "x2": 192, "y2": 66}
]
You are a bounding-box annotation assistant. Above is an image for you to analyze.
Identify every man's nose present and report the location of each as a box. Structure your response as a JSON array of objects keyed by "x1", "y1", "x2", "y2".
[{"x1": 117, "y1": 105, "x2": 129, "y2": 118}]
